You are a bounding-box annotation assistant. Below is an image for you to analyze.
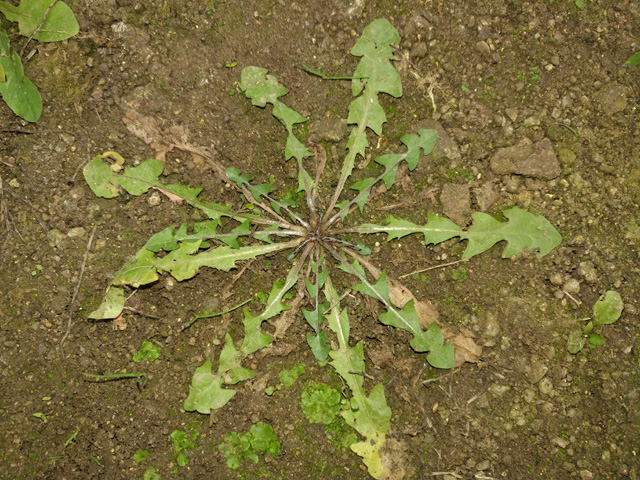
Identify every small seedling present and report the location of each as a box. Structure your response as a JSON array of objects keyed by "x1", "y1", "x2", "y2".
[
  {"x1": 132, "y1": 450, "x2": 150, "y2": 463},
  {"x1": 623, "y1": 52, "x2": 639, "y2": 67},
  {"x1": 567, "y1": 290, "x2": 623, "y2": 354},
  {"x1": 301, "y1": 382, "x2": 343, "y2": 424},
  {"x1": 143, "y1": 466, "x2": 161, "y2": 480},
  {"x1": 133, "y1": 341, "x2": 162, "y2": 363},
  {"x1": 64, "y1": 427, "x2": 79, "y2": 447},
  {"x1": 32, "y1": 412, "x2": 46, "y2": 421},
  {"x1": 279, "y1": 363, "x2": 305, "y2": 387},
  {"x1": 218, "y1": 422, "x2": 280, "y2": 470},
  {"x1": 170, "y1": 429, "x2": 198, "y2": 467}
]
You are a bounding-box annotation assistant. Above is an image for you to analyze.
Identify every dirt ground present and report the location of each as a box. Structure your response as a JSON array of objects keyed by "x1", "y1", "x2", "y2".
[{"x1": 1, "y1": 1, "x2": 639, "y2": 479}]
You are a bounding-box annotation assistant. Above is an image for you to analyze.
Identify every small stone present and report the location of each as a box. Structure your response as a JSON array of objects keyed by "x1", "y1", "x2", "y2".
[
  {"x1": 67, "y1": 227, "x2": 87, "y2": 239},
  {"x1": 578, "y1": 261, "x2": 597, "y2": 284},
  {"x1": 475, "y1": 460, "x2": 490, "y2": 471},
  {"x1": 490, "y1": 137, "x2": 561, "y2": 180},
  {"x1": 440, "y1": 183, "x2": 471, "y2": 225},
  {"x1": 410, "y1": 41, "x2": 428, "y2": 59},
  {"x1": 549, "y1": 273, "x2": 564, "y2": 286},
  {"x1": 505, "y1": 108, "x2": 518, "y2": 122},
  {"x1": 475, "y1": 40, "x2": 490, "y2": 55},
  {"x1": 594, "y1": 82, "x2": 627, "y2": 116},
  {"x1": 538, "y1": 377, "x2": 553, "y2": 394},
  {"x1": 481, "y1": 311, "x2": 500, "y2": 337},
  {"x1": 579, "y1": 469, "x2": 594, "y2": 480},
  {"x1": 147, "y1": 191, "x2": 161, "y2": 207},
  {"x1": 563, "y1": 278, "x2": 580, "y2": 294},
  {"x1": 310, "y1": 118, "x2": 347, "y2": 143},
  {"x1": 558, "y1": 148, "x2": 577, "y2": 167},
  {"x1": 551, "y1": 437, "x2": 570, "y2": 448},
  {"x1": 527, "y1": 358, "x2": 548, "y2": 384}
]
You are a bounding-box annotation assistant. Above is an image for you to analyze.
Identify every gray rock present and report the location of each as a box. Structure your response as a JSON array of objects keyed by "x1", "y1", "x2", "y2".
[
  {"x1": 475, "y1": 40, "x2": 490, "y2": 55},
  {"x1": 411, "y1": 41, "x2": 428, "y2": 59},
  {"x1": 595, "y1": 82, "x2": 627, "y2": 116},
  {"x1": 421, "y1": 120, "x2": 462, "y2": 163},
  {"x1": 440, "y1": 183, "x2": 471, "y2": 225},
  {"x1": 563, "y1": 278, "x2": 580, "y2": 294},
  {"x1": 578, "y1": 261, "x2": 598, "y2": 284},
  {"x1": 473, "y1": 181, "x2": 499, "y2": 212},
  {"x1": 490, "y1": 137, "x2": 561, "y2": 179},
  {"x1": 309, "y1": 118, "x2": 347, "y2": 143}
]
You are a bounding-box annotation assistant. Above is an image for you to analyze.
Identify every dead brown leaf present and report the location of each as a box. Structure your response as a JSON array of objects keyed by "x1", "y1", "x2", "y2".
[{"x1": 122, "y1": 110, "x2": 227, "y2": 181}]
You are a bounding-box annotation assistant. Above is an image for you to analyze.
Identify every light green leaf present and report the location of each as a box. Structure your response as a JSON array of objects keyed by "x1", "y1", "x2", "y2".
[
  {"x1": 113, "y1": 239, "x2": 298, "y2": 287},
  {"x1": 462, "y1": 208, "x2": 562, "y2": 259},
  {"x1": 133, "y1": 341, "x2": 161, "y2": 363},
  {"x1": 350, "y1": 18, "x2": 402, "y2": 97},
  {"x1": 623, "y1": 52, "x2": 639, "y2": 67},
  {"x1": 0, "y1": 30, "x2": 42, "y2": 122},
  {"x1": 357, "y1": 208, "x2": 561, "y2": 260},
  {"x1": 0, "y1": 0, "x2": 79, "y2": 42},
  {"x1": 144, "y1": 221, "x2": 218, "y2": 253},
  {"x1": 88, "y1": 286, "x2": 125, "y2": 320},
  {"x1": 592, "y1": 290, "x2": 623, "y2": 326},
  {"x1": 183, "y1": 360, "x2": 235, "y2": 414}
]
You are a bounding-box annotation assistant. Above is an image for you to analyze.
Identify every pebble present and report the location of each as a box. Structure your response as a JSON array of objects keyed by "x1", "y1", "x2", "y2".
[
  {"x1": 538, "y1": 377, "x2": 553, "y2": 394},
  {"x1": 551, "y1": 437, "x2": 570, "y2": 448},
  {"x1": 147, "y1": 191, "x2": 161, "y2": 206},
  {"x1": 475, "y1": 459, "x2": 490, "y2": 471},
  {"x1": 549, "y1": 273, "x2": 563, "y2": 286},
  {"x1": 67, "y1": 226, "x2": 87, "y2": 239},
  {"x1": 578, "y1": 261, "x2": 598, "y2": 284},
  {"x1": 563, "y1": 278, "x2": 580, "y2": 294}
]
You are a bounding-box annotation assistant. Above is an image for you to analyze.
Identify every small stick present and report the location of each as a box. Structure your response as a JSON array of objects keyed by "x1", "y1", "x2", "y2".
[
  {"x1": 562, "y1": 289, "x2": 582, "y2": 306},
  {"x1": 301, "y1": 64, "x2": 367, "y2": 81},
  {"x1": 399, "y1": 259, "x2": 467, "y2": 279},
  {"x1": 60, "y1": 225, "x2": 97, "y2": 357}
]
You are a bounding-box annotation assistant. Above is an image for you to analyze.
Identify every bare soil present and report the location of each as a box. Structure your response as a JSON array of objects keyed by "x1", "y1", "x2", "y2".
[{"x1": 1, "y1": 1, "x2": 638, "y2": 479}]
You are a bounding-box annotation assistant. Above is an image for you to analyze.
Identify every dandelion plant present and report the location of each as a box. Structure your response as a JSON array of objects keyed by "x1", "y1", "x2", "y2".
[{"x1": 84, "y1": 19, "x2": 561, "y2": 478}]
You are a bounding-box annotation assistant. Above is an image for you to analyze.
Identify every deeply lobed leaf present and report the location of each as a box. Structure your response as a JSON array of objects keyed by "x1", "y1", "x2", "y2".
[{"x1": 358, "y1": 207, "x2": 561, "y2": 260}]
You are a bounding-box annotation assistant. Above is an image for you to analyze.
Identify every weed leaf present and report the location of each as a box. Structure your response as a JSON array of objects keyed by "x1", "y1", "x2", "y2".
[
  {"x1": 0, "y1": 0, "x2": 78, "y2": 42},
  {"x1": 592, "y1": 290, "x2": 623, "y2": 325},
  {"x1": 183, "y1": 360, "x2": 236, "y2": 414},
  {"x1": 0, "y1": 30, "x2": 42, "y2": 122},
  {"x1": 87, "y1": 286, "x2": 125, "y2": 320},
  {"x1": 359, "y1": 207, "x2": 561, "y2": 260}
]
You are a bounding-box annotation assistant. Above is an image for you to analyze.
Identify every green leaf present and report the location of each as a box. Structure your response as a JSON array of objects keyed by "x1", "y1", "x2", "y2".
[
  {"x1": 88, "y1": 286, "x2": 125, "y2": 320},
  {"x1": 132, "y1": 450, "x2": 149, "y2": 463},
  {"x1": 183, "y1": 360, "x2": 236, "y2": 414},
  {"x1": 279, "y1": 363, "x2": 305, "y2": 387},
  {"x1": 623, "y1": 52, "x2": 639, "y2": 67},
  {"x1": 306, "y1": 331, "x2": 330, "y2": 362},
  {"x1": 84, "y1": 153, "x2": 233, "y2": 221},
  {"x1": 113, "y1": 240, "x2": 297, "y2": 287},
  {"x1": 144, "y1": 221, "x2": 218, "y2": 253},
  {"x1": 133, "y1": 341, "x2": 161, "y2": 363},
  {"x1": 462, "y1": 208, "x2": 562, "y2": 259},
  {"x1": 358, "y1": 208, "x2": 561, "y2": 260},
  {"x1": 350, "y1": 18, "x2": 402, "y2": 97},
  {"x1": 567, "y1": 330, "x2": 585, "y2": 354},
  {"x1": 239, "y1": 66, "x2": 289, "y2": 107},
  {"x1": 592, "y1": 290, "x2": 623, "y2": 326},
  {"x1": 587, "y1": 333, "x2": 605, "y2": 347},
  {"x1": 0, "y1": 30, "x2": 42, "y2": 122},
  {"x1": 143, "y1": 467, "x2": 161, "y2": 480},
  {"x1": 0, "y1": 0, "x2": 78, "y2": 42},
  {"x1": 301, "y1": 383, "x2": 342, "y2": 424}
]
